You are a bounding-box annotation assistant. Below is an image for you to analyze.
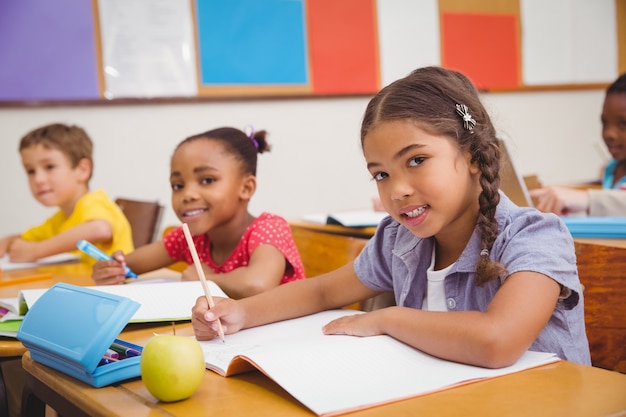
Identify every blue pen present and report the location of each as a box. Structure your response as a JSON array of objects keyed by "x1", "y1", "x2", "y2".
[{"x1": 76, "y1": 239, "x2": 138, "y2": 278}]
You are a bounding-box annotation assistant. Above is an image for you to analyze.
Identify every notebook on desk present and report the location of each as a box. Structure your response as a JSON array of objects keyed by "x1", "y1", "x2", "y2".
[
  {"x1": 9, "y1": 280, "x2": 228, "y2": 323},
  {"x1": 0, "y1": 252, "x2": 80, "y2": 271},
  {"x1": 199, "y1": 309, "x2": 559, "y2": 417},
  {"x1": 302, "y1": 210, "x2": 389, "y2": 228}
]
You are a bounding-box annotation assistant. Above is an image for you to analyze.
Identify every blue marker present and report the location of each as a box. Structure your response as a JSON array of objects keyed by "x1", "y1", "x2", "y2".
[
  {"x1": 110, "y1": 342, "x2": 141, "y2": 357},
  {"x1": 76, "y1": 239, "x2": 138, "y2": 278}
]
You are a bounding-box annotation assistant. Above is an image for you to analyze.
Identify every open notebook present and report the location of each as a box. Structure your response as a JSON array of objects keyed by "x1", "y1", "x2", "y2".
[
  {"x1": 199, "y1": 310, "x2": 559, "y2": 417},
  {"x1": 3, "y1": 280, "x2": 226, "y2": 323}
]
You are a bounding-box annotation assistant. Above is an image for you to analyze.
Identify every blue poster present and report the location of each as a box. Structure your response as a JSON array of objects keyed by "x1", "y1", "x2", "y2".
[{"x1": 195, "y1": 0, "x2": 308, "y2": 85}]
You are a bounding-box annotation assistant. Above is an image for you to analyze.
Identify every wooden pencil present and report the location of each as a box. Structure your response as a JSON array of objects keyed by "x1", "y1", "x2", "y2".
[{"x1": 181, "y1": 223, "x2": 225, "y2": 343}]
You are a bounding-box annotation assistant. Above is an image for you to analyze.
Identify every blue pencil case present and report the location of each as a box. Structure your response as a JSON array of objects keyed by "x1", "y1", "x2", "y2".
[
  {"x1": 561, "y1": 216, "x2": 626, "y2": 238},
  {"x1": 17, "y1": 282, "x2": 143, "y2": 387}
]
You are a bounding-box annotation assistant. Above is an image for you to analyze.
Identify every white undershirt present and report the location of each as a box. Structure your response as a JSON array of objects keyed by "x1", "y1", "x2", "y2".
[{"x1": 421, "y1": 248, "x2": 455, "y2": 311}]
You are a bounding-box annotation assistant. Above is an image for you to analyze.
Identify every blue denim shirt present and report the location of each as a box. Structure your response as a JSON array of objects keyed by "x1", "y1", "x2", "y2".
[{"x1": 354, "y1": 192, "x2": 591, "y2": 365}]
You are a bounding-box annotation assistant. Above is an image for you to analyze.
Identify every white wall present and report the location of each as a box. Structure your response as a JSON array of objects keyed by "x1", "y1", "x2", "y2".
[{"x1": 0, "y1": 88, "x2": 606, "y2": 236}]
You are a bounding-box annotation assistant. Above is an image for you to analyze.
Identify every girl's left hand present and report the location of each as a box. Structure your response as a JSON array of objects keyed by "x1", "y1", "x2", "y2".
[{"x1": 322, "y1": 310, "x2": 386, "y2": 337}]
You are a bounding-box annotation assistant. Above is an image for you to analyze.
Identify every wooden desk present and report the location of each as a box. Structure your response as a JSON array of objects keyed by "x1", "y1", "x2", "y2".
[
  {"x1": 0, "y1": 263, "x2": 95, "y2": 417},
  {"x1": 20, "y1": 321, "x2": 626, "y2": 417},
  {"x1": 573, "y1": 239, "x2": 626, "y2": 372}
]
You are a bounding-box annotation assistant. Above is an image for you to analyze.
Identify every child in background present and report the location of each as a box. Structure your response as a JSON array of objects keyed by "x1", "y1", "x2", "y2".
[
  {"x1": 192, "y1": 67, "x2": 590, "y2": 368},
  {"x1": 92, "y1": 127, "x2": 305, "y2": 299},
  {"x1": 0, "y1": 123, "x2": 133, "y2": 262},
  {"x1": 0, "y1": 123, "x2": 134, "y2": 417},
  {"x1": 530, "y1": 72, "x2": 626, "y2": 215}
]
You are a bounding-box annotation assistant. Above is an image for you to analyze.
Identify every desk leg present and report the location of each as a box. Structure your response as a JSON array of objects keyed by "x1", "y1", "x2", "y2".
[
  {"x1": 1, "y1": 357, "x2": 24, "y2": 417},
  {"x1": 21, "y1": 375, "x2": 89, "y2": 417},
  {"x1": 0, "y1": 360, "x2": 9, "y2": 417}
]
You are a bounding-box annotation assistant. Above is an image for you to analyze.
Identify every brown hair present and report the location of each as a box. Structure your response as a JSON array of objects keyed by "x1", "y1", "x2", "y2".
[
  {"x1": 175, "y1": 126, "x2": 271, "y2": 176},
  {"x1": 19, "y1": 123, "x2": 94, "y2": 180},
  {"x1": 361, "y1": 66, "x2": 507, "y2": 285}
]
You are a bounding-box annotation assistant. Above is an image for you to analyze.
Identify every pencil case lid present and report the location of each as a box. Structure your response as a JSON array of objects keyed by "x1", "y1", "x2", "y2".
[{"x1": 17, "y1": 282, "x2": 140, "y2": 374}]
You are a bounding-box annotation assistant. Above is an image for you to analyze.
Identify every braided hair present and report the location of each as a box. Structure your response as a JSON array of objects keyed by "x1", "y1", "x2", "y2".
[{"x1": 361, "y1": 66, "x2": 507, "y2": 285}]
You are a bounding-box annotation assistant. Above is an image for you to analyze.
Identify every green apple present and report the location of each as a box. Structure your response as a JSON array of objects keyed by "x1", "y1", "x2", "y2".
[{"x1": 140, "y1": 335, "x2": 205, "y2": 402}]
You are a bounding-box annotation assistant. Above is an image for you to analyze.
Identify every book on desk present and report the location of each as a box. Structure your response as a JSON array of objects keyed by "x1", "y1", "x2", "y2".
[
  {"x1": 198, "y1": 309, "x2": 559, "y2": 417},
  {"x1": 302, "y1": 210, "x2": 389, "y2": 227},
  {"x1": 0, "y1": 280, "x2": 227, "y2": 339},
  {"x1": 0, "y1": 252, "x2": 80, "y2": 271}
]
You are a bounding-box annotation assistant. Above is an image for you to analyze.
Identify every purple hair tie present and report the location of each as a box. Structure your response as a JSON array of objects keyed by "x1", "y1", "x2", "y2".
[{"x1": 244, "y1": 125, "x2": 259, "y2": 149}]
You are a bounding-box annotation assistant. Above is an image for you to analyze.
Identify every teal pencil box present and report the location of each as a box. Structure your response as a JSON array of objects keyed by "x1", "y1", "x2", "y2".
[{"x1": 17, "y1": 282, "x2": 143, "y2": 387}]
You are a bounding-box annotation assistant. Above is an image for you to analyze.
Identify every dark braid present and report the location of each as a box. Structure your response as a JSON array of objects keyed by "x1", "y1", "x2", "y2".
[
  {"x1": 473, "y1": 141, "x2": 507, "y2": 285},
  {"x1": 361, "y1": 66, "x2": 507, "y2": 285}
]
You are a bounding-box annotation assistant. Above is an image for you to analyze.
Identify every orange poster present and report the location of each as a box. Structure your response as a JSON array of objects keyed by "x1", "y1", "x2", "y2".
[
  {"x1": 306, "y1": 0, "x2": 380, "y2": 94},
  {"x1": 441, "y1": 12, "x2": 520, "y2": 90}
]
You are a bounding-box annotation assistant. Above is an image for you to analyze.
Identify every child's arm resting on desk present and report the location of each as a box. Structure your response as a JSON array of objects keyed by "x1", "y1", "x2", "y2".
[
  {"x1": 529, "y1": 186, "x2": 589, "y2": 215},
  {"x1": 191, "y1": 263, "x2": 380, "y2": 340},
  {"x1": 7, "y1": 219, "x2": 113, "y2": 262},
  {"x1": 0, "y1": 234, "x2": 20, "y2": 256},
  {"x1": 323, "y1": 270, "x2": 561, "y2": 369},
  {"x1": 194, "y1": 264, "x2": 562, "y2": 369}
]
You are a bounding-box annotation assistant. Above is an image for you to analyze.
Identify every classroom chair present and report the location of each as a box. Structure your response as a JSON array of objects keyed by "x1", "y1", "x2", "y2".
[
  {"x1": 115, "y1": 198, "x2": 163, "y2": 248},
  {"x1": 290, "y1": 224, "x2": 395, "y2": 311}
]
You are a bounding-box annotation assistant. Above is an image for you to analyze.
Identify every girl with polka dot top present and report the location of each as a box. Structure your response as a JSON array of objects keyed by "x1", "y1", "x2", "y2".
[{"x1": 91, "y1": 127, "x2": 305, "y2": 299}]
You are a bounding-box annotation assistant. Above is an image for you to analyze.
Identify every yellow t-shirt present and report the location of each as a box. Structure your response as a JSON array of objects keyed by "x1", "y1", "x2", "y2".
[{"x1": 21, "y1": 189, "x2": 134, "y2": 263}]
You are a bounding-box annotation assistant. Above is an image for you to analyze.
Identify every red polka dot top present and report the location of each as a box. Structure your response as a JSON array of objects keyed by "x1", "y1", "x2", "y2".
[{"x1": 163, "y1": 212, "x2": 305, "y2": 284}]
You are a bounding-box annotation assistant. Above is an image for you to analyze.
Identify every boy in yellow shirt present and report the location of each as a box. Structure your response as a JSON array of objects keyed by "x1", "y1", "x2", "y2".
[
  {"x1": 0, "y1": 123, "x2": 133, "y2": 263},
  {"x1": 0, "y1": 123, "x2": 135, "y2": 417}
]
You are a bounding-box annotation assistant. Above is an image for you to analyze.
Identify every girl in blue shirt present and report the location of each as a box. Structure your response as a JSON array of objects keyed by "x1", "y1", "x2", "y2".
[{"x1": 191, "y1": 66, "x2": 591, "y2": 368}]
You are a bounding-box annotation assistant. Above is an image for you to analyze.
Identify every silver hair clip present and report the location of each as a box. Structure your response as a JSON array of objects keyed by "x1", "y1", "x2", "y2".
[
  {"x1": 244, "y1": 125, "x2": 259, "y2": 148},
  {"x1": 456, "y1": 104, "x2": 476, "y2": 131},
  {"x1": 480, "y1": 249, "x2": 489, "y2": 257}
]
